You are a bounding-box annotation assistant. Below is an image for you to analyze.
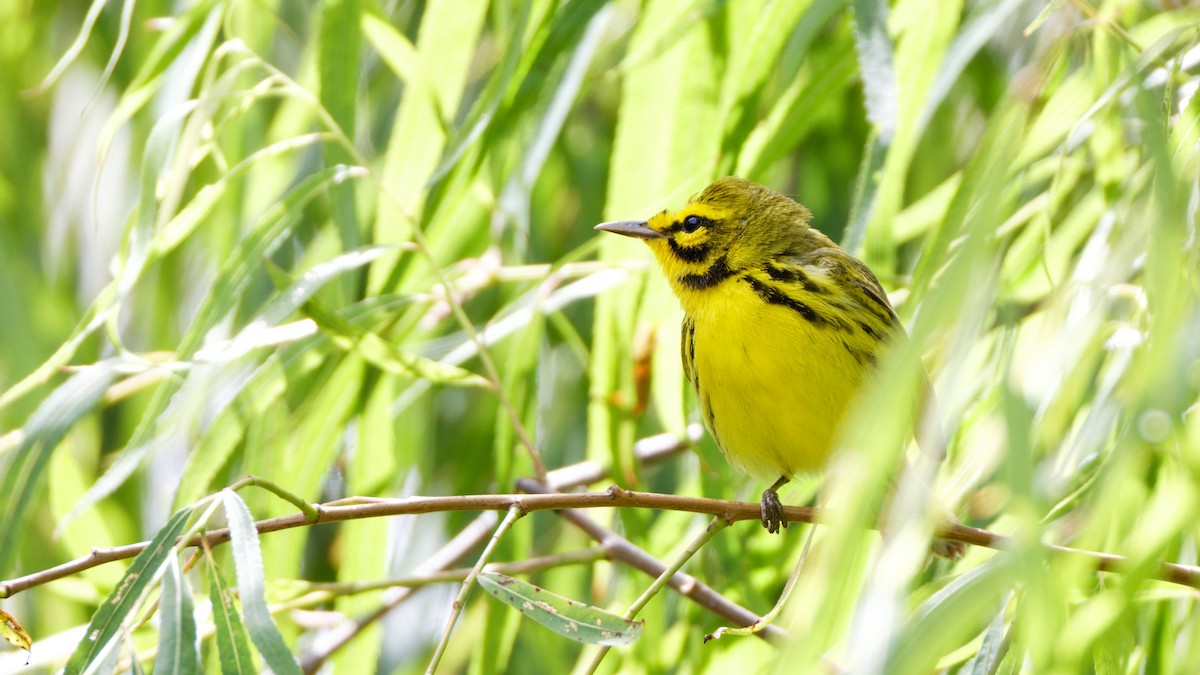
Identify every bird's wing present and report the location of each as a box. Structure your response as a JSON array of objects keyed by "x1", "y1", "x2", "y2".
[
  {"x1": 681, "y1": 315, "x2": 697, "y2": 389},
  {"x1": 794, "y1": 248, "x2": 947, "y2": 463}
]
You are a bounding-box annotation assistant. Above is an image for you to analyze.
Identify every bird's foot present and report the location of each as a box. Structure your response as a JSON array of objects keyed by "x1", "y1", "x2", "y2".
[
  {"x1": 760, "y1": 488, "x2": 788, "y2": 534},
  {"x1": 933, "y1": 537, "x2": 966, "y2": 560}
]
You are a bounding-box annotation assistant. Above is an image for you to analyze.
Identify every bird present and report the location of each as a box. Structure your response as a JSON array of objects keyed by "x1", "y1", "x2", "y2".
[{"x1": 596, "y1": 176, "x2": 936, "y2": 535}]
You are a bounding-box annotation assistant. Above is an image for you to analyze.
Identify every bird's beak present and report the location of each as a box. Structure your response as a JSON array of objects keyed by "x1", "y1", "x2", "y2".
[{"x1": 594, "y1": 220, "x2": 665, "y2": 240}]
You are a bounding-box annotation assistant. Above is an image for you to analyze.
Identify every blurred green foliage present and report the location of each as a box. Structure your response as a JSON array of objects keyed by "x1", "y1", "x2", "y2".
[{"x1": 1, "y1": 0, "x2": 1199, "y2": 673}]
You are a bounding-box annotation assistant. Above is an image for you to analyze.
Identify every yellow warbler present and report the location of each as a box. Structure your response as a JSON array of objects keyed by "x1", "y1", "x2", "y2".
[{"x1": 597, "y1": 177, "x2": 913, "y2": 533}]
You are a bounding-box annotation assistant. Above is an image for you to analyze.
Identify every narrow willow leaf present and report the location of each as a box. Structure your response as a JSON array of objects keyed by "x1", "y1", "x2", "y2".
[
  {"x1": 209, "y1": 564, "x2": 256, "y2": 674},
  {"x1": 327, "y1": 330, "x2": 492, "y2": 387},
  {"x1": 318, "y1": 0, "x2": 360, "y2": 143},
  {"x1": 851, "y1": 0, "x2": 897, "y2": 141},
  {"x1": 318, "y1": 0, "x2": 362, "y2": 259},
  {"x1": 64, "y1": 506, "x2": 194, "y2": 674},
  {"x1": 153, "y1": 557, "x2": 200, "y2": 675},
  {"x1": 256, "y1": 250, "x2": 490, "y2": 387},
  {"x1": 737, "y1": 0, "x2": 852, "y2": 178},
  {"x1": 28, "y1": 0, "x2": 107, "y2": 94},
  {"x1": 0, "y1": 609, "x2": 31, "y2": 652},
  {"x1": 92, "y1": 0, "x2": 135, "y2": 105},
  {"x1": 221, "y1": 491, "x2": 301, "y2": 675},
  {"x1": 478, "y1": 572, "x2": 643, "y2": 646},
  {"x1": 0, "y1": 368, "x2": 113, "y2": 575},
  {"x1": 61, "y1": 166, "x2": 366, "y2": 533},
  {"x1": 369, "y1": 0, "x2": 488, "y2": 291},
  {"x1": 361, "y1": 13, "x2": 433, "y2": 107},
  {"x1": 716, "y1": 0, "x2": 815, "y2": 168},
  {"x1": 965, "y1": 601, "x2": 1011, "y2": 675},
  {"x1": 309, "y1": 309, "x2": 490, "y2": 387},
  {"x1": 171, "y1": 358, "x2": 290, "y2": 509},
  {"x1": 843, "y1": 129, "x2": 889, "y2": 255},
  {"x1": 1022, "y1": 0, "x2": 1065, "y2": 36},
  {"x1": 888, "y1": 559, "x2": 1019, "y2": 674},
  {"x1": 97, "y1": 0, "x2": 222, "y2": 157},
  {"x1": 149, "y1": 138, "x2": 347, "y2": 261},
  {"x1": 915, "y1": 0, "x2": 1026, "y2": 136},
  {"x1": 496, "y1": 3, "x2": 611, "y2": 237}
]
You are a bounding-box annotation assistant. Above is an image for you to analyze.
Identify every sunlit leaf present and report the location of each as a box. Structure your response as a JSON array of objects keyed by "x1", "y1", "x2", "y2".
[
  {"x1": 209, "y1": 564, "x2": 256, "y2": 675},
  {"x1": 221, "y1": 491, "x2": 300, "y2": 675},
  {"x1": 0, "y1": 609, "x2": 31, "y2": 652},
  {"x1": 478, "y1": 572, "x2": 643, "y2": 646},
  {"x1": 153, "y1": 557, "x2": 200, "y2": 675},
  {"x1": 65, "y1": 507, "x2": 194, "y2": 673}
]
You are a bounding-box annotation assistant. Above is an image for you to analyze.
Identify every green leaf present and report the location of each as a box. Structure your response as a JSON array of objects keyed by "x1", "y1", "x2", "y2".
[
  {"x1": 298, "y1": 296, "x2": 491, "y2": 387},
  {"x1": 368, "y1": 0, "x2": 489, "y2": 293},
  {"x1": 209, "y1": 564, "x2": 256, "y2": 674},
  {"x1": 65, "y1": 506, "x2": 195, "y2": 674},
  {"x1": 61, "y1": 165, "x2": 365, "y2": 532},
  {"x1": 0, "y1": 368, "x2": 112, "y2": 575},
  {"x1": 965, "y1": 601, "x2": 1011, "y2": 675},
  {"x1": 851, "y1": 0, "x2": 897, "y2": 141},
  {"x1": 221, "y1": 491, "x2": 301, "y2": 675},
  {"x1": 0, "y1": 609, "x2": 31, "y2": 652},
  {"x1": 478, "y1": 572, "x2": 643, "y2": 646},
  {"x1": 888, "y1": 559, "x2": 1019, "y2": 675},
  {"x1": 153, "y1": 557, "x2": 200, "y2": 675},
  {"x1": 319, "y1": 0, "x2": 363, "y2": 262}
]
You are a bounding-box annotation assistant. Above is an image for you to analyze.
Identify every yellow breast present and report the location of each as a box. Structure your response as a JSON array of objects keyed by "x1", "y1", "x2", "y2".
[{"x1": 684, "y1": 276, "x2": 875, "y2": 482}]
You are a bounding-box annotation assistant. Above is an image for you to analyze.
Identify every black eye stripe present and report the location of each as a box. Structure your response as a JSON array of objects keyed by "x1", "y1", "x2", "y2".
[{"x1": 664, "y1": 215, "x2": 712, "y2": 234}]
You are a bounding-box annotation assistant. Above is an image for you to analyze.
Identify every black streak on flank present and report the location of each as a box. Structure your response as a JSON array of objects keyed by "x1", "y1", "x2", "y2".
[
  {"x1": 743, "y1": 275, "x2": 825, "y2": 326},
  {"x1": 668, "y1": 238, "x2": 712, "y2": 263},
  {"x1": 764, "y1": 263, "x2": 799, "y2": 282},
  {"x1": 679, "y1": 255, "x2": 735, "y2": 289},
  {"x1": 688, "y1": 324, "x2": 696, "y2": 368},
  {"x1": 765, "y1": 263, "x2": 824, "y2": 294},
  {"x1": 841, "y1": 339, "x2": 876, "y2": 365},
  {"x1": 858, "y1": 321, "x2": 880, "y2": 340}
]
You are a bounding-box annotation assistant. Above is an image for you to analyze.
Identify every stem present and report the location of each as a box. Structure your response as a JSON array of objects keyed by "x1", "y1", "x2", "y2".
[
  {"x1": 584, "y1": 516, "x2": 731, "y2": 674},
  {"x1": 426, "y1": 504, "x2": 525, "y2": 675},
  {"x1": 227, "y1": 475, "x2": 320, "y2": 522},
  {"x1": 275, "y1": 547, "x2": 608, "y2": 611},
  {"x1": 704, "y1": 523, "x2": 817, "y2": 642},
  {"x1": 4, "y1": 490, "x2": 1200, "y2": 597}
]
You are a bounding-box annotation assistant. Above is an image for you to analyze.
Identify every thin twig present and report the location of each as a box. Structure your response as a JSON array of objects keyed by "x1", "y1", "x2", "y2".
[
  {"x1": 297, "y1": 432, "x2": 693, "y2": 671},
  {"x1": 1065, "y1": 0, "x2": 1143, "y2": 53},
  {"x1": 516, "y1": 478, "x2": 790, "y2": 645},
  {"x1": 283, "y1": 547, "x2": 608, "y2": 604},
  {"x1": 227, "y1": 474, "x2": 320, "y2": 522},
  {"x1": 299, "y1": 511, "x2": 500, "y2": 674},
  {"x1": 253, "y1": 53, "x2": 550, "y2": 481},
  {"x1": 584, "y1": 516, "x2": 732, "y2": 673},
  {"x1": 426, "y1": 504, "x2": 524, "y2": 675},
  {"x1": 371, "y1": 185, "x2": 548, "y2": 481},
  {"x1": 704, "y1": 523, "x2": 817, "y2": 642}
]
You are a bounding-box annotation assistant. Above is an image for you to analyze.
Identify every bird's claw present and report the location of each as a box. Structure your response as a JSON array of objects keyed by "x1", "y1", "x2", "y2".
[
  {"x1": 932, "y1": 538, "x2": 966, "y2": 560},
  {"x1": 760, "y1": 489, "x2": 787, "y2": 534}
]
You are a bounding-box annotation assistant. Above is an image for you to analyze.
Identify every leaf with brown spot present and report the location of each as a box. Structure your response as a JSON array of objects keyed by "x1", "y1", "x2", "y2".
[
  {"x1": 478, "y1": 572, "x2": 642, "y2": 646},
  {"x1": 0, "y1": 609, "x2": 31, "y2": 652}
]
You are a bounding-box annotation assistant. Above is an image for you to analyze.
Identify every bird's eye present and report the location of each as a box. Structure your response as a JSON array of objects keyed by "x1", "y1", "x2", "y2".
[{"x1": 682, "y1": 215, "x2": 707, "y2": 233}]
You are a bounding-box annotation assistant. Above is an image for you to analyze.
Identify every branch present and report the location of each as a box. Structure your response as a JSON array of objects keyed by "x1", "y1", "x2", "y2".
[
  {"x1": 300, "y1": 511, "x2": 500, "y2": 673},
  {"x1": 297, "y1": 428, "x2": 700, "y2": 672},
  {"x1": 516, "y1": 479, "x2": 790, "y2": 644},
  {"x1": 6, "y1": 487, "x2": 1200, "y2": 598}
]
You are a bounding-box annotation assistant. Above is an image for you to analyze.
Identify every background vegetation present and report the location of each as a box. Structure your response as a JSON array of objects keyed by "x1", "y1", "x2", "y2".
[{"x1": 2, "y1": 0, "x2": 1199, "y2": 672}]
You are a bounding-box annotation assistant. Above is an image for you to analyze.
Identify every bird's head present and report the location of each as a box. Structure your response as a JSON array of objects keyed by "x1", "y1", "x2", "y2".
[{"x1": 596, "y1": 177, "x2": 827, "y2": 305}]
